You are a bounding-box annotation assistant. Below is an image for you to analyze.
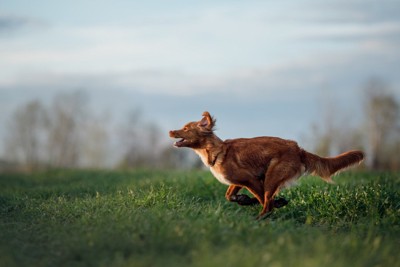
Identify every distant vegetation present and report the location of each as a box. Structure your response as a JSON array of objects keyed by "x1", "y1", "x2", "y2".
[
  {"x1": 307, "y1": 78, "x2": 399, "y2": 170},
  {"x1": 0, "y1": 78, "x2": 399, "y2": 172},
  {"x1": 1, "y1": 91, "x2": 197, "y2": 172},
  {"x1": 0, "y1": 170, "x2": 398, "y2": 267}
]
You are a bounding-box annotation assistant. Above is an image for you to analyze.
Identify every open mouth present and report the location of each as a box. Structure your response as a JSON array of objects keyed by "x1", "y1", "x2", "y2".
[
  {"x1": 169, "y1": 131, "x2": 189, "y2": 147},
  {"x1": 174, "y1": 138, "x2": 186, "y2": 147}
]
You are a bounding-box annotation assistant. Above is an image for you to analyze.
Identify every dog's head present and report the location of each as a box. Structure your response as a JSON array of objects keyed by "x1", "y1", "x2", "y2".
[{"x1": 169, "y1": 111, "x2": 216, "y2": 148}]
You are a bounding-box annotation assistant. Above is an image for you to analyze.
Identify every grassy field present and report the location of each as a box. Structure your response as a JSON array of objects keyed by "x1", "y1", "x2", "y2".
[{"x1": 0, "y1": 169, "x2": 399, "y2": 267}]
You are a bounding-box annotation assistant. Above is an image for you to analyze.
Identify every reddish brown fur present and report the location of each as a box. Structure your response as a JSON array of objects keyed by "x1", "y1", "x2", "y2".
[{"x1": 169, "y1": 111, "x2": 364, "y2": 219}]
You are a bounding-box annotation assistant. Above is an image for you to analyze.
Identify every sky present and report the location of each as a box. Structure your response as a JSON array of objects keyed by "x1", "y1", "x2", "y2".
[{"x1": 1, "y1": 0, "x2": 399, "y2": 152}]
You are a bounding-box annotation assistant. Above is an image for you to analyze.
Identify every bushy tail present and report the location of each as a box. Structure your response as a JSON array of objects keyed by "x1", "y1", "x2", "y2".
[{"x1": 301, "y1": 150, "x2": 364, "y2": 183}]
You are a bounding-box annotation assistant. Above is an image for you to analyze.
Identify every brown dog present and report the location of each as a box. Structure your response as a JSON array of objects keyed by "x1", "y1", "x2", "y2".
[{"x1": 169, "y1": 111, "x2": 364, "y2": 219}]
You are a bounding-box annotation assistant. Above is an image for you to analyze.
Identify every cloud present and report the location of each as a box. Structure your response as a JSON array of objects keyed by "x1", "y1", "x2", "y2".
[
  {"x1": 1, "y1": 43, "x2": 394, "y2": 100},
  {"x1": 301, "y1": 21, "x2": 400, "y2": 43},
  {"x1": 0, "y1": 15, "x2": 29, "y2": 31},
  {"x1": 0, "y1": 1, "x2": 399, "y2": 98},
  {"x1": 0, "y1": 14, "x2": 46, "y2": 33},
  {"x1": 283, "y1": 1, "x2": 400, "y2": 25}
]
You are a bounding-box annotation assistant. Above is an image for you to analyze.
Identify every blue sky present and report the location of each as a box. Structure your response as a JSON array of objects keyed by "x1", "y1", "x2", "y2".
[{"x1": 1, "y1": 0, "x2": 399, "y2": 150}]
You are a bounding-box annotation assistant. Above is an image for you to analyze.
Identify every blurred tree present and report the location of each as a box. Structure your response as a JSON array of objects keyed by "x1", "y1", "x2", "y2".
[
  {"x1": 159, "y1": 146, "x2": 202, "y2": 169},
  {"x1": 310, "y1": 122, "x2": 334, "y2": 157},
  {"x1": 305, "y1": 78, "x2": 400, "y2": 170},
  {"x1": 2, "y1": 91, "x2": 206, "y2": 171},
  {"x1": 363, "y1": 79, "x2": 400, "y2": 170},
  {"x1": 5, "y1": 100, "x2": 48, "y2": 171},
  {"x1": 117, "y1": 109, "x2": 165, "y2": 168},
  {"x1": 46, "y1": 91, "x2": 88, "y2": 168},
  {"x1": 117, "y1": 109, "x2": 143, "y2": 168},
  {"x1": 81, "y1": 112, "x2": 110, "y2": 168},
  {"x1": 307, "y1": 93, "x2": 342, "y2": 157}
]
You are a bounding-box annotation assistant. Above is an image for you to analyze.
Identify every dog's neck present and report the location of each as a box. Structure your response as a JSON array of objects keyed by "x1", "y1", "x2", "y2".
[{"x1": 194, "y1": 134, "x2": 225, "y2": 167}]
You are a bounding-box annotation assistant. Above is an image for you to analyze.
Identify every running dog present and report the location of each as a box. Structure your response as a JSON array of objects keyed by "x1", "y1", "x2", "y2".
[{"x1": 169, "y1": 112, "x2": 364, "y2": 219}]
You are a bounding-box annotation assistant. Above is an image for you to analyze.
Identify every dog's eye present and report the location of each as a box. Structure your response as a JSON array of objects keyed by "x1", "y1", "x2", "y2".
[{"x1": 183, "y1": 127, "x2": 189, "y2": 131}]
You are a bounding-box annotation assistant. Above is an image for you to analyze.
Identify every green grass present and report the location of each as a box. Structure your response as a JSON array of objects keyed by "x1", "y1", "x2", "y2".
[{"x1": 0, "y1": 170, "x2": 399, "y2": 267}]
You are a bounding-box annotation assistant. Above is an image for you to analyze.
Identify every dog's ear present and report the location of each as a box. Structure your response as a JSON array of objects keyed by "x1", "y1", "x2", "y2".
[{"x1": 199, "y1": 111, "x2": 216, "y2": 131}]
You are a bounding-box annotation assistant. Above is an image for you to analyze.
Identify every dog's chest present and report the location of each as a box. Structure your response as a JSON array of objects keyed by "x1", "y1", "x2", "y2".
[
  {"x1": 194, "y1": 149, "x2": 232, "y2": 185},
  {"x1": 194, "y1": 150, "x2": 209, "y2": 166},
  {"x1": 210, "y1": 166, "x2": 232, "y2": 185}
]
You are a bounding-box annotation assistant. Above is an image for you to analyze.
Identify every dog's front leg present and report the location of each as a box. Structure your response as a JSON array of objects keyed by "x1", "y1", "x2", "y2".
[
  {"x1": 225, "y1": 185, "x2": 242, "y2": 202},
  {"x1": 225, "y1": 185, "x2": 259, "y2": 206}
]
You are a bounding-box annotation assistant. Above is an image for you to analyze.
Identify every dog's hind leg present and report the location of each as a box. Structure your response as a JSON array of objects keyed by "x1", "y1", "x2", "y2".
[
  {"x1": 242, "y1": 178, "x2": 265, "y2": 207},
  {"x1": 257, "y1": 162, "x2": 298, "y2": 219}
]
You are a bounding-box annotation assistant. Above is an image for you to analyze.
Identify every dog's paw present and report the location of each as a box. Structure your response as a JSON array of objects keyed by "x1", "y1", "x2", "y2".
[
  {"x1": 236, "y1": 194, "x2": 259, "y2": 206},
  {"x1": 273, "y1": 197, "x2": 289, "y2": 208}
]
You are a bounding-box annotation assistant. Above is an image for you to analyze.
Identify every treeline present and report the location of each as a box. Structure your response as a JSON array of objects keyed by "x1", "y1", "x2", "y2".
[
  {"x1": 1, "y1": 78, "x2": 399, "y2": 172},
  {"x1": 308, "y1": 79, "x2": 400, "y2": 171},
  {"x1": 1, "y1": 91, "x2": 197, "y2": 172}
]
